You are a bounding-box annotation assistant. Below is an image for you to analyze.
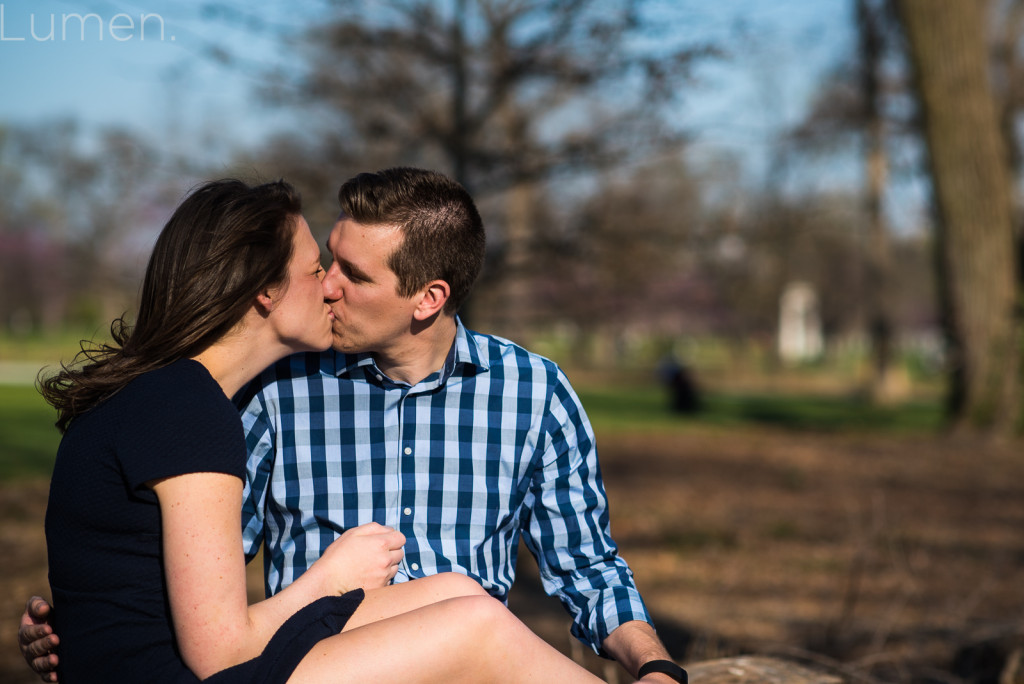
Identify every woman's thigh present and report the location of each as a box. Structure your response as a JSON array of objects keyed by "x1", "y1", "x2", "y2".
[
  {"x1": 289, "y1": 593, "x2": 605, "y2": 684},
  {"x1": 341, "y1": 572, "x2": 489, "y2": 632},
  {"x1": 289, "y1": 595, "x2": 505, "y2": 683}
]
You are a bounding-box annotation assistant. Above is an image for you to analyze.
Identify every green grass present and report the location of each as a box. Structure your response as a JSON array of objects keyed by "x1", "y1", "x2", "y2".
[
  {"x1": 0, "y1": 380, "x2": 945, "y2": 483},
  {"x1": 576, "y1": 384, "x2": 944, "y2": 434},
  {"x1": 0, "y1": 329, "x2": 108, "y2": 362},
  {"x1": 0, "y1": 384, "x2": 60, "y2": 479}
]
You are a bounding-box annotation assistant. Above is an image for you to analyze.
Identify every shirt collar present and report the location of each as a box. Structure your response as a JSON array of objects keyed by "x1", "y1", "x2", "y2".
[
  {"x1": 333, "y1": 316, "x2": 489, "y2": 384},
  {"x1": 451, "y1": 317, "x2": 489, "y2": 374}
]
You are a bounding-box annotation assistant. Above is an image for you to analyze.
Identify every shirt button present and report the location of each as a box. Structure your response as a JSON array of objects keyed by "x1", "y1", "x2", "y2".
[
  {"x1": 375, "y1": 374, "x2": 383, "y2": 381},
  {"x1": 410, "y1": 563, "x2": 420, "y2": 571},
  {"x1": 403, "y1": 446, "x2": 412, "y2": 455},
  {"x1": 403, "y1": 507, "x2": 412, "y2": 516}
]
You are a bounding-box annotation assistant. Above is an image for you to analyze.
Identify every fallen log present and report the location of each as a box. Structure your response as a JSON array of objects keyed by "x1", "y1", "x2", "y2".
[{"x1": 687, "y1": 656, "x2": 844, "y2": 684}]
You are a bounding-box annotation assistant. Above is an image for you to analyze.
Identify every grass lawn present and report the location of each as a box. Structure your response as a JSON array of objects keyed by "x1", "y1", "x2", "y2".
[
  {"x1": 0, "y1": 384, "x2": 60, "y2": 479},
  {"x1": 0, "y1": 377, "x2": 945, "y2": 483},
  {"x1": 575, "y1": 383, "x2": 944, "y2": 434}
]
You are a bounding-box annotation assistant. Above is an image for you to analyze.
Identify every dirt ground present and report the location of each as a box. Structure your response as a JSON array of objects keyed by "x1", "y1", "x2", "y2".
[{"x1": 3, "y1": 425, "x2": 1023, "y2": 683}]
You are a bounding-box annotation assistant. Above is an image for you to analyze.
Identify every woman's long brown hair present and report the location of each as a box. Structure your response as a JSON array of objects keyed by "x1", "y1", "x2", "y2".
[{"x1": 40, "y1": 179, "x2": 302, "y2": 433}]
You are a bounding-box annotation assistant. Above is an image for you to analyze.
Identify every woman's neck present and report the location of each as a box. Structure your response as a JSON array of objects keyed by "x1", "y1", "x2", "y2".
[{"x1": 191, "y1": 327, "x2": 286, "y2": 399}]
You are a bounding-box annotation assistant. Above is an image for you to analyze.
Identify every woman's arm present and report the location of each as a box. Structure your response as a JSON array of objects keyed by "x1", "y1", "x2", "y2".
[{"x1": 151, "y1": 472, "x2": 404, "y2": 679}]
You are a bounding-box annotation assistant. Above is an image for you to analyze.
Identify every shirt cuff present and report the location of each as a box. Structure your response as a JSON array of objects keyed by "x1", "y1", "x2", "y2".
[{"x1": 573, "y1": 585, "x2": 653, "y2": 656}]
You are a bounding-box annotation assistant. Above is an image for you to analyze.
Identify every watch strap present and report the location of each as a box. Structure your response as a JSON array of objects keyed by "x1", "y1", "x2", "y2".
[{"x1": 637, "y1": 659, "x2": 688, "y2": 683}]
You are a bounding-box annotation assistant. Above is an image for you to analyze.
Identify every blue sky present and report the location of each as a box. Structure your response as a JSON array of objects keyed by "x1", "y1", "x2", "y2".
[
  {"x1": 0, "y1": 1, "x2": 297, "y2": 150},
  {"x1": 0, "y1": 0, "x2": 855, "y2": 181}
]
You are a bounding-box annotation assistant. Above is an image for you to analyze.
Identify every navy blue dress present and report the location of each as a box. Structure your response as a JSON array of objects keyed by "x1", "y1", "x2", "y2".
[{"x1": 45, "y1": 359, "x2": 362, "y2": 683}]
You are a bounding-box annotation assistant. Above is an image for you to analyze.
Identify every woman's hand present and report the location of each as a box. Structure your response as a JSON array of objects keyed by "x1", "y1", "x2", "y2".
[{"x1": 312, "y1": 522, "x2": 406, "y2": 595}]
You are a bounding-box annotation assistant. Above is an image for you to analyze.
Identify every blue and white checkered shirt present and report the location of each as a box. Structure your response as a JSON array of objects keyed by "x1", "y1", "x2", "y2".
[{"x1": 238, "y1": 320, "x2": 651, "y2": 652}]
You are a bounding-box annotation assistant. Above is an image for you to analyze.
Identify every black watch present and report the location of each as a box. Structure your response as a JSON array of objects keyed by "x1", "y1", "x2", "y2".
[{"x1": 637, "y1": 659, "x2": 688, "y2": 683}]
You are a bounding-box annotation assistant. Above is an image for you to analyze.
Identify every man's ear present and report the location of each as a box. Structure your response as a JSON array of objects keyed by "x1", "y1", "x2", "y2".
[{"x1": 413, "y1": 280, "x2": 450, "y2": 321}]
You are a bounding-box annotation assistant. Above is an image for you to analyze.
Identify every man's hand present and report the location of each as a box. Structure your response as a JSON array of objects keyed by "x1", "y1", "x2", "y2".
[{"x1": 18, "y1": 596, "x2": 59, "y2": 683}]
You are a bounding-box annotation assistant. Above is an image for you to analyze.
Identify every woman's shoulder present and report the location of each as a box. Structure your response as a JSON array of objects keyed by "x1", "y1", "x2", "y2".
[
  {"x1": 129, "y1": 357, "x2": 219, "y2": 397},
  {"x1": 112, "y1": 359, "x2": 237, "y2": 439},
  {"x1": 117, "y1": 359, "x2": 246, "y2": 483}
]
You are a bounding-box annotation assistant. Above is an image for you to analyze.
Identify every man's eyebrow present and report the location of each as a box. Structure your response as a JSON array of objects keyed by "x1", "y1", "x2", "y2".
[{"x1": 340, "y1": 257, "x2": 373, "y2": 282}]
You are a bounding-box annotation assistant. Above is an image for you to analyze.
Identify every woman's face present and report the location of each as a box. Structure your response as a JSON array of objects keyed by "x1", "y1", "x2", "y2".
[{"x1": 267, "y1": 215, "x2": 334, "y2": 353}]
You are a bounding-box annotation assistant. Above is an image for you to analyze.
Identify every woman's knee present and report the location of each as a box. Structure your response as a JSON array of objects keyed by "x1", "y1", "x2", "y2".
[
  {"x1": 426, "y1": 572, "x2": 490, "y2": 599},
  {"x1": 449, "y1": 595, "x2": 523, "y2": 642}
]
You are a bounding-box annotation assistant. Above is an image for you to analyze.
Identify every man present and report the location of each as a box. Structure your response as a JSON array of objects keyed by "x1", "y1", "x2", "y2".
[{"x1": 22, "y1": 168, "x2": 685, "y2": 683}]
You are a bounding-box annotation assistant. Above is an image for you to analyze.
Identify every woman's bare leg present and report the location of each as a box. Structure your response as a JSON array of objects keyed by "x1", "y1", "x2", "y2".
[
  {"x1": 289, "y1": 595, "x2": 604, "y2": 683},
  {"x1": 341, "y1": 572, "x2": 489, "y2": 631}
]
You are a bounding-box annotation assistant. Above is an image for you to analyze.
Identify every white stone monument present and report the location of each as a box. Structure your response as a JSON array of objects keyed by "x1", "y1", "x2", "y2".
[{"x1": 777, "y1": 281, "x2": 823, "y2": 363}]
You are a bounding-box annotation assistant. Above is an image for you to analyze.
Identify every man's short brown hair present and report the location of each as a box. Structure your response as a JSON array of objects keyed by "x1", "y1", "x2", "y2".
[{"x1": 337, "y1": 167, "x2": 485, "y2": 314}]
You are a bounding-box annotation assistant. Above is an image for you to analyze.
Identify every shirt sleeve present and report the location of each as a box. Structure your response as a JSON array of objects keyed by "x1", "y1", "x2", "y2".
[
  {"x1": 521, "y1": 367, "x2": 653, "y2": 655},
  {"x1": 238, "y1": 387, "x2": 276, "y2": 565}
]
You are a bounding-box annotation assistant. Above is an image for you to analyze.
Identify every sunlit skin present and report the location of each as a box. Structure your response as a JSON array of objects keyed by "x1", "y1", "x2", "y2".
[
  {"x1": 321, "y1": 214, "x2": 455, "y2": 384},
  {"x1": 187, "y1": 216, "x2": 334, "y2": 399},
  {"x1": 268, "y1": 215, "x2": 334, "y2": 354}
]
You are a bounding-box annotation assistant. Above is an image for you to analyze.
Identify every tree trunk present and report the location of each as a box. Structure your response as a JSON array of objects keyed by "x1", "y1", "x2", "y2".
[
  {"x1": 494, "y1": 173, "x2": 536, "y2": 343},
  {"x1": 449, "y1": 0, "x2": 470, "y2": 191},
  {"x1": 687, "y1": 656, "x2": 844, "y2": 684},
  {"x1": 897, "y1": 0, "x2": 1022, "y2": 436},
  {"x1": 858, "y1": 0, "x2": 897, "y2": 403},
  {"x1": 991, "y1": 0, "x2": 1024, "y2": 195}
]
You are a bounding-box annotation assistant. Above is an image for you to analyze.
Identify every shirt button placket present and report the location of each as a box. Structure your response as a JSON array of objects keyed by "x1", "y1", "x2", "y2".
[
  {"x1": 400, "y1": 442, "x2": 416, "y2": 574},
  {"x1": 401, "y1": 446, "x2": 412, "y2": 517}
]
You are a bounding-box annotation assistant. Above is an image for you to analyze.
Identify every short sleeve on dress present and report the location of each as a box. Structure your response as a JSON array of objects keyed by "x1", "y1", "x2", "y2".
[{"x1": 116, "y1": 359, "x2": 247, "y2": 490}]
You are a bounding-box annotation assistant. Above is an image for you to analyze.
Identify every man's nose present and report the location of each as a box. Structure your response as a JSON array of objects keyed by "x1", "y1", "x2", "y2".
[{"x1": 322, "y1": 267, "x2": 342, "y2": 300}]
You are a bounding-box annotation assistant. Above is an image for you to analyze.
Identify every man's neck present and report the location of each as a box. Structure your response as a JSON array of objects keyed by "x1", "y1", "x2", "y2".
[{"x1": 373, "y1": 315, "x2": 458, "y2": 386}]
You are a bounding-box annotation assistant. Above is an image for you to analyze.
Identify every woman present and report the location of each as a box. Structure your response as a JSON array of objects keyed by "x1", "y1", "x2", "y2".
[{"x1": 40, "y1": 179, "x2": 607, "y2": 683}]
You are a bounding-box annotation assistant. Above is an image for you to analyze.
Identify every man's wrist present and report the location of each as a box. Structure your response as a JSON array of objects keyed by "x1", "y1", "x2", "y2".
[
  {"x1": 637, "y1": 659, "x2": 687, "y2": 683},
  {"x1": 641, "y1": 674, "x2": 683, "y2": 684}
]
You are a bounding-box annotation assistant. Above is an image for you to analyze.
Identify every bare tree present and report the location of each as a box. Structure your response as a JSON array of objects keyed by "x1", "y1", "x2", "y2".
[
  {"x1": 788, "y1": 0, "x2": 917, "y2": 399},
  {"x1": 896, "y1": 0, "x2": 1022, "y2": 435},
  {"x1": 238, "y1": 0, "x2": 713, "y2": 336},
  {"x1": 856, "y1": 0, "x2": 897, "y2": 400},
  {"x1": 0, "y1": 122, "x2": 171, "y2": 332},
  {"x1": 272, "y1": 0, "x2": 707, "y2": 191},
  {"x1": 990, "y1": 0, "x2": 1024, "y2": 199},
  {"x1": 531, "y1": 158, "x2": 703, "y2": 348}
]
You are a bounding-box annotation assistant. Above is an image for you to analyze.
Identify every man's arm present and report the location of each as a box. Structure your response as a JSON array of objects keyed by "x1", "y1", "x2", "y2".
[
  {"x1": 18, "y1": 596, "x2": 59, "y2": 682},
  {"x1": 524, "y1": 367, "x2": 659, "y2": 656},
  {"x1": 602, "y1": 620, "x2": 682, "y2": 683},
  {"x1": 238, "y1": 386, "x2": 277, "y2": 564}
]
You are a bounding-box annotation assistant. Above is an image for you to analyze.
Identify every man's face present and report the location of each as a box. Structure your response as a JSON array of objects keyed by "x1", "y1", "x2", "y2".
[{"x1": 322, "y1": 214, "x2": 418, "y2": 354}]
